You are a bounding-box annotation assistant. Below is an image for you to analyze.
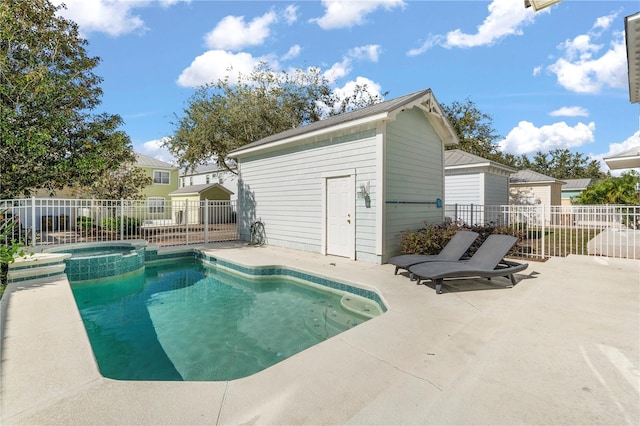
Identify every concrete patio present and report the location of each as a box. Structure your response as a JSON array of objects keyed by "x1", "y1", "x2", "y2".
[{"x1": 1, "y1": 244, "x2": 639, "y2": 425}]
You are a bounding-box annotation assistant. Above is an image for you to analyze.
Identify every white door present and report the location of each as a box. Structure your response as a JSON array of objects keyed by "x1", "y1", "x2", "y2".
[{"x1": 326, "y1": 176, "x2": 353, "y2": 257}]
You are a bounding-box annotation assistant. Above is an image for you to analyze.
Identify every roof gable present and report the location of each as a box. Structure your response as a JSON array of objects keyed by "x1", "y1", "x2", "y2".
[
  {"x1": 169, "y1": 183, "x2": 233, "y2": 196},
  {"x1": 229, "y1": 88, "x2": 458, "y2": 157}
]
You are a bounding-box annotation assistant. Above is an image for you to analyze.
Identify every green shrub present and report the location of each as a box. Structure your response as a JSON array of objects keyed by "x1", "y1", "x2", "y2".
[
  {"x1": 399, "y1": 222, "x2": 525, "y2": 257},
  {"x1": 100, "y1": 216, "x2": 140, "y2": 236},
  {"x1": 76, "y1": 215, "x2": 93, "y2": 231}
]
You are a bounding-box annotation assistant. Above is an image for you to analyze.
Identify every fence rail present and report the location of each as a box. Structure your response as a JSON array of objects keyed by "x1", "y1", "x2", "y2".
[
  {"x1": 445, "y1": 204, "x2": 640, "y2": 260},
  {"x1": 2, "y1": 199, "x2": 639, "y2": 260},
  {"x1": 1, "y1": 198, "x2": 238, "y2": 247}
]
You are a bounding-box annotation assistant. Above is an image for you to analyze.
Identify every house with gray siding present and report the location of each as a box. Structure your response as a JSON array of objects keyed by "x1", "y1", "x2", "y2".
[
  {"x1": 229, "y1": 89, "x2": 459, "y2": 264},
  {"x1": 444, "y1": 149, "x2": 515, "y2": 225}
]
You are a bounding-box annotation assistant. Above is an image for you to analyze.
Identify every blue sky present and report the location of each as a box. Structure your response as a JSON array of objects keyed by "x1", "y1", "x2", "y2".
[{"x1": 53, "y1": 0, "x2": 640, "y2": 171}]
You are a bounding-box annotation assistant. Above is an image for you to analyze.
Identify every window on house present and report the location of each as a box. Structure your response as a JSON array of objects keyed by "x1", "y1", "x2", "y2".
[
  {"x1": 148, "y1": 197, "x2": 165, "y2": 214},
  {"x1": 153, "y1": 170, "x2": 170, "y2": 185},
  {"x1": 190, "y1": 177, "x2": 193, "y2": 186},
  {"x1": 179, "y1": 178, "x2": 183, "y2": 188},
  {"x1": 206, "y1": 174, "x2": 210, "y2": 184}
]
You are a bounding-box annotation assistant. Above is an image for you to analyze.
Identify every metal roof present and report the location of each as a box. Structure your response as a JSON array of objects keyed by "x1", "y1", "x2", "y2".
[
  {"x1": 135, "y1": 153, "x2": 176, "y2": 169},
  {"x1": 169, "y1": 183, "x2": 233, "y2": 196},
  {"x1": 561, "y1": 178, "x2": 592, "y2": 191},
  {"x1": 509, "y1": 169, "x2": 566, "y2": 185},
  {"x1": 444, "y1": 149, "x2": 516, "y2": 173},
  {"x1": 626, "y1": 13, "x2": 640, "y2": 103},
  {"x1": 229, "y1": 88, "x2": 458, "y2": 157}
]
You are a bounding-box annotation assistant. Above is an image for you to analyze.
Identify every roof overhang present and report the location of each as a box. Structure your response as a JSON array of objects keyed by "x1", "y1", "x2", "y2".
[
  {"x1": 626, "y1": 13, "x2": 640, "y2": 104},
  {"x1": 524, "y1": 0, "x2": 563, "y2": 12},
  {"x1": 446, "y1": 162, "x2": 515, "y2": 174},
  {"x1": 604, "y1": 153, "x2": 640, "y2": 169}
]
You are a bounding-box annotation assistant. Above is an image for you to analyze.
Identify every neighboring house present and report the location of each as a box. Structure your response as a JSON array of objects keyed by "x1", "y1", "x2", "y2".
[
  {"x1": 169, "y1": 183, "x2": 234, "y2": 224},
  {"x1": 444, "y1": 149, "x2": 516, "y2": 225},
  {"x1": 560, "y1": 178, "x2": 592, "y2": 205},
  {"x1": 229, "y1": 88, "x2": 459, "y2": 264},
  {"x1": 179, "y1": 163, "x2": 238, "y2": 201},
  {"x1": 603, "y1": 145, "x2": 640, "y2": 170},
  {"x1": 509, "y1": 169, "x2": 566, "y2": 206},
  {"x1": 134, "y1": 153, "x2": 178, "y2": 221}
]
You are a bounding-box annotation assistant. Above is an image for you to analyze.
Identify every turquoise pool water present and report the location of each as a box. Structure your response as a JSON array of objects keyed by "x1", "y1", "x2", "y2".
[{"x1": 71, "y1": 258, "x2": 382, "y2": 381}]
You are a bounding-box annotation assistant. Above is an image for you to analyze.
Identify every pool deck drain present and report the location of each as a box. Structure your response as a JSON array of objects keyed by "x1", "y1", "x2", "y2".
[{"x1": 1, "y1": 244, "x2": 639, "y2": 425}]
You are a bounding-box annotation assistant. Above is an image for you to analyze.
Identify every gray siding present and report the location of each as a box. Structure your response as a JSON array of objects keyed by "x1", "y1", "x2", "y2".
[
  {"x1": 384, "y1": 108, "x2": 444, "y2": 259},
  {"x1": 484, "y1": 173, "x2": 509, "y2": 205},
  {"x1": 238, "y1": 129, "x2": 378, "y2": 256},
  {"x1": 445, "y1": 172, "x2": 482, "y2": 205}
]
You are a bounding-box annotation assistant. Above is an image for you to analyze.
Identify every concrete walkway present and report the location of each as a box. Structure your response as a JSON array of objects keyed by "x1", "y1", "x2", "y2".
[{"x1": 1, "y1": 245, "x2": 639, "y2": 425}]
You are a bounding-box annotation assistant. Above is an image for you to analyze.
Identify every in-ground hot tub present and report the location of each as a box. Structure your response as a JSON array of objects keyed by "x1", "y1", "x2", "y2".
[{"x1": 45, "y1": 241, "x2": 147, "y2": 282}]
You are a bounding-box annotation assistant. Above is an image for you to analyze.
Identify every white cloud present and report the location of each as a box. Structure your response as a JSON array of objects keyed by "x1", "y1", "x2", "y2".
[
  {"x1": 349, "y1": 45, "x2": 381, "y2": 62},
  {"x1": 313, "y1": 0, "x2": 405, "y2": 30},
  {"x1": 282, "y1": 45, "x2": 302, "y2": 61},
  {"x1": 204, "y1": 12, "x2": 278, "y2": 51},
  {"x1": 323, "y1": 44, "x2": 381, "y2": 83},
  {"x1": 333, "y1": 76, "x2": 383, "y2": 103},
  {"x1": 177, "y1": 50, "x2": 272, "y2": 87},
  {"x1": 498, "y1": 121, "x2": 596, "y2": 155},
  {"x1": 53, "y1": 0, "x2": 190, "y2": 37},
  {"x1": 140, "y1": 137, "x2": 177, "y2": 165},
  {"x1": 549, "y1": 106, "x2": 589, "y2": 117},
  {"x1": 408, "y1": 0, "x2": 536, "y2": 55},
  {"x1": 547, "y1": 13, "x2": 627, "y2": 94},
  {"x1": 532, "y1": 66, "x2": 542, "y2": 77},
  {"x1": 283, "y1": 5, "x2": 298, "y2": 25},
  {"x1": 53, "y1": 0, "x2": 146, "y2": 37}
]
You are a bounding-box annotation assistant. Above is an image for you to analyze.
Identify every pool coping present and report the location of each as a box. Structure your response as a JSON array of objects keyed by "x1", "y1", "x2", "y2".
[{"x1": 1, "y1": 243, "x2": 639, "y2": 425}]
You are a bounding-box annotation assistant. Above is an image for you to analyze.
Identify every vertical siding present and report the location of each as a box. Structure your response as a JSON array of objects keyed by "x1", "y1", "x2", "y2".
[
  {"x1": 384, "y1": 108, "x2": 444, "y2": 260},
  {"x1": 237, "y1": 129, "x2": 378, "y2": 256}
]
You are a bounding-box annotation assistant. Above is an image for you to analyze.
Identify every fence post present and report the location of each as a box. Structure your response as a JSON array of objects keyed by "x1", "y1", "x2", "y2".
[
  {"x1": 185, "y1": 199, "x2": 189, "y2": 244},
  {"x1": 454, "y1": 204, "x2": 458, "y2": 223},
  {"x1": 204, "y1": 199, "x2": 209, "y2": 244},
  {"x1": 31, "y1": 196, "x2": 36, "y2": 247},
  {"x1": 541, "y1": 204, "x2": 546, "y2": 258},
  {"x1": 120, "y1": 199, "x2": 124, "y2": 241},
  {"x1": 470, "y1": 204, "x2": 474, "y2": 226}
]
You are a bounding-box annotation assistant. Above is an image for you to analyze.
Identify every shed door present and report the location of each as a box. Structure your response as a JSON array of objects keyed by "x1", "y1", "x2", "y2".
[{"x1": 326, "y1": 176, "x2": 353, "y2": 257}]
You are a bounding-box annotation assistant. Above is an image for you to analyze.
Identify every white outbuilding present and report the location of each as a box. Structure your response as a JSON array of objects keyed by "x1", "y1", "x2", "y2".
[{"x1": 229, "y1": 89, "x2": 459, "y2": 264}]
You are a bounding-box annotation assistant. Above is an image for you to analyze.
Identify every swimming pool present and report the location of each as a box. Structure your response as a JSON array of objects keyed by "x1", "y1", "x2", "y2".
[
  {"x1": 46, "y1": 242, "x2": 146, "y2": 282},
  {"x1": 71, "y1": 255, "x2": 385, "y2": 381}
]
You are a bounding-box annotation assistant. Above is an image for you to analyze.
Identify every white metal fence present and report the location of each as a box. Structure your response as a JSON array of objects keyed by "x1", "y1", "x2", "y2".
[
  {"x1": 0, "y1": 198, "x2": 238, "y2": 247},
  {"x1": 445, "y1": 204, "x2": 640, "y2": 260},
  {"x1": 2, "y1": 198, "x2": 639, "y2": 260}
]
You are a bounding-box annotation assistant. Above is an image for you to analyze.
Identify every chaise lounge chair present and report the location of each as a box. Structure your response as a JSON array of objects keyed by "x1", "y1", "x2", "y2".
[
  {"x1": 388, "y1": 230, "x2": 479, "y2": 278},
  {"x1": 408, "y1": 234, "x2": 528, "y2": 294}
]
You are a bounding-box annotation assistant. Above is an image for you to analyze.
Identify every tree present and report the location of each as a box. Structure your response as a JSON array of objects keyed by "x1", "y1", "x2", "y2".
[
  {"x1": 441, "y1": 98, "x2": 505, "y2": 162},
  {"x1": 0, "y1": 0, "x2": 136, "y2": 199},
  {"x1": 78, "y1": 164, "x2": 152, "y2": 200},
  {"x1": 165, "y1": 63, "x2": 383, "y2": 172},
  {"x1": 513, "y1": 149, "x2": 607, "y2": 180},
  {"x1": 573, "y1": 171, "x2": 640, "y2": 205}
]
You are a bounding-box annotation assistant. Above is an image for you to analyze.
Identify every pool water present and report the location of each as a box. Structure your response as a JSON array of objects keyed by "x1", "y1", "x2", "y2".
[{"x1": 71, "y1": 259, "x2": 377, "y2": 381}]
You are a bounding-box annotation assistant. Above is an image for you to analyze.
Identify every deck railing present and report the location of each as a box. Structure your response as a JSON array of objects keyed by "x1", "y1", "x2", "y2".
[
  {"x1": 0, "y1": 197, "x2": 238, "y2": 247},
  {"x1": 445, "y1": 204, "x2": 640, "y2": 260}
]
